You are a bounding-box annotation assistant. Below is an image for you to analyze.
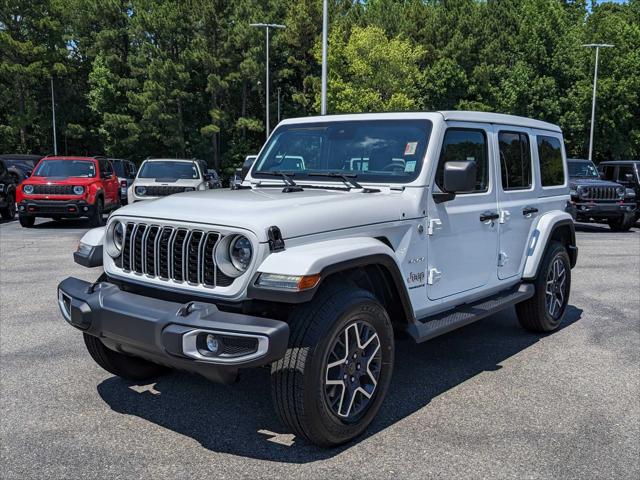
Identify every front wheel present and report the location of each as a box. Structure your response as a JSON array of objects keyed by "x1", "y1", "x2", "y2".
[
  {"x1": 271, "y1": 285, "x2": 394, "y2": 447},
  {"x1": 19, "y1": 215, "x2": 35, "y2": 228},
  {"x1": 89, "y1": 197, "x2": 104, "y2": 227},
  {"x1": 608, "y1": 214, "x2": 635, "y2": 232},
  {"x1": 516, "y1": 242, "x2": 571, "y2": 332},
  {"x1": 83, "y1": 333, "x2": 168, "y2": 381},
  {"x1": 1, "y1": 194, "x2": 16, "y2": 220}
]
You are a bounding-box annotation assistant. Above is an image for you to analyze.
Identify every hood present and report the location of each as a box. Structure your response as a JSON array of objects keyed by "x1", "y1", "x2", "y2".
[
  {"x1": 569, "y1": 177, "x2": 622, "y2": 188},
  {"x1": 24, "y1": 176, "x2": 98, "y2": 186},
  {"x1": 114, "y1": 186, "x2": 416, "y2": 242},
  {"x1": 134, "y1": 178, "x2": 202, "y2": 186}
]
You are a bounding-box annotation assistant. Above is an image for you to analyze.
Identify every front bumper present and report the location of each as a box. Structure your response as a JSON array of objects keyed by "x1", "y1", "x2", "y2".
[
  {"x1": 57, "y1": 277, "x2": 289, "y2": 383},
  {"x1": 572, "y1": 201, "x2": 635, "y2": 220},
  {"x1": 18, "y1": 199, "x2": 94, "y2": 218}
]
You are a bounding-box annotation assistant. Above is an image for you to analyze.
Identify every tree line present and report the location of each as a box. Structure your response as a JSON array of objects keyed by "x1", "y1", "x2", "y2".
[{"x1": 1, "y1": 0, "x2": 638, "y2": 174}]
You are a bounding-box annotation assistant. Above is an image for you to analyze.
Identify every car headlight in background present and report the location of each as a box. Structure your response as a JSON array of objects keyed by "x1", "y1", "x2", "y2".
[
  {"x1": 569, "y1": 188, "x2": 577, "y2": 197},
  {"x1": 73, "y1": 185, "x2": 84, "y2": 195},
  {"x1": 616, "y1": 186, "x2": 625, "y2": 198},
  {"x1": 135, "y1": 186, "x2": 146, "y2": 196},
  {"x1": 23, "y1": 184, "x2": 34, "y2": 194},
  {"x1": 215, "y1": 234, "x2": 253, "y2": 277},
  {"x1": 105, "y1": 220, "x2": 125, "y2": 258}
]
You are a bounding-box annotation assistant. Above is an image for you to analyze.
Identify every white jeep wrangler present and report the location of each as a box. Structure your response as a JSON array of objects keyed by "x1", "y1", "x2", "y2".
[{"x1": 59, "y1": 112, "x2": 577, "y2": 447}]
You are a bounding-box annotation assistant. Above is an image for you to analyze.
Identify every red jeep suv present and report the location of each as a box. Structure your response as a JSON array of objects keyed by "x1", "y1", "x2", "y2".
[{"x1": 16, "y1": 156, "x2": 120, "y2": 228}]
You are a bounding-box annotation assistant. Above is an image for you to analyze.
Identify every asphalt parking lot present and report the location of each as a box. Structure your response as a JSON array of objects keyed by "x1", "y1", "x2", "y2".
[{"x1": 0, "y1": 217, "x2": 638, "y2": 479}]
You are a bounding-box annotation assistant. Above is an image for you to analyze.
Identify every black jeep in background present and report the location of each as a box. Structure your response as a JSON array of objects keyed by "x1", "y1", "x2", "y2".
[
  {"x1": 0, "y1": 158, "x2": 17, "y2": 220},
  {"x1": 0, "y1": 154, "x2": 42, "y2": 184},
  {"x1": 599, "y1": 160, "x2": 640, "y2": 221},
  {"x1": 568, "y1": 159, "x2": 636, "y2": 231}
]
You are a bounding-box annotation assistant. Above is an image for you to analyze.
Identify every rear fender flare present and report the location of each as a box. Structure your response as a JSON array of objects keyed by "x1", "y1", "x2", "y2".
[{"x1": 522, "y1": 212, "x2": 576, "y2": 279}]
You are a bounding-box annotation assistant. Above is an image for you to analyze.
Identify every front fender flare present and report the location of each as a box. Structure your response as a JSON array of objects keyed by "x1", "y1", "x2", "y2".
[
  {"x1": 73, "y1": 226, "x2": 105, "y2": 268},
  {"x1": 248, "y1": 237, "x2": 414, "y2": 320}
]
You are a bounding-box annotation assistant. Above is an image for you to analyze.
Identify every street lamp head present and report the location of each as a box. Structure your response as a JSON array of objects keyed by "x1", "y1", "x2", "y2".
[
  {"x1": 582, "y1": 44, "x2": 615, "y2": 48},
  {"x1": 250, "y1": 23, "x2": 286, "y2": 29}
]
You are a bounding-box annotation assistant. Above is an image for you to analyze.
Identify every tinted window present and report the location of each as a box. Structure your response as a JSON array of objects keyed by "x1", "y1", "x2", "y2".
[
  {"x1": 537, "y1": 136, "x2": 565, "y2": 187},
  {"x1": 111, "y1": 161, "x2": 125, "y2": 177},
  {"x1": 254, "y1": 120, "x2": 432, "y2": 184},
  {"x1": 601, "y1": 165, "x2": 616, "y2": 181},
  {"x1": 617, "y1": 165, "x2": 635, "y2": 182},
  {"x1": 499, "y1": 131, "x2": 531, "y2": 190},
  {"x1": 0, "y1": 160, "x2": 6, "y2": 175},
  {"x1": 435, "y1": 129, "x2": 489, "y2": 193}
]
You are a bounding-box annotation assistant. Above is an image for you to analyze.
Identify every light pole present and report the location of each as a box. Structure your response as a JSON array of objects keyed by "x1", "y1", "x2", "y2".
[
  {"x1": 583, "y1": 43, "x2": 613, "y2": 162},
  {"x1": 321, "y1": 0, "x2": 328, "y2": 115},
  {"x1": 50, "y1": 76, "x2": 57, "y2": 155},
  {"x1": 250, "y1": 23, "x2": 286, "y2": 140},
  {"x1": 277, "y1": 86, "x2": 281, "y2": 123}
]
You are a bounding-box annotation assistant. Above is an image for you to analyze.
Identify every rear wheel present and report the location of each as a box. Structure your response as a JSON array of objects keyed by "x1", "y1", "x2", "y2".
[
  {"x1": 19, "y1": 215, "x2": 35, "y2": 228},
  {"x1": 83, "y1": 333, "x2": 168, "y2": 381},
  {"x1": 89, "y1": 197, "x2": 104, "y2": 227},
  {"x1": 271, "y1": 285, "x2": 394, "y2": 447},
  {"x1": 516, "y1": 242, "x2": 571, "y2": 333},
  {"x1": 1, "y1": 193, "x2": 16, "y2": 220}
]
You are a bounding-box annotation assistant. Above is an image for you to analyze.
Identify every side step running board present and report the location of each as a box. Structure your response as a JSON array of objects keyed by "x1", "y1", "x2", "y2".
[{"x1": 407, "y1": 283, "x2": 534, "y2": 343}]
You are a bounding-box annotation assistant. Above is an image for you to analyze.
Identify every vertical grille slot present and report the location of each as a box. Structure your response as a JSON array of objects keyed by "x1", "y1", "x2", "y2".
[
  {"x1": 121, "y1": 223, "x2": 134, "y2": 271},
  {"x1": 157, "y1": 227, "x2": 173, "y2": 279},
  {"x1": 202, "y1": 233, "x2": 219, "y2": 286},
  {"x1": 132, "y1": 224, "x2": 147, "y2": 274},
  {"x1": 144, "y1": 226, "x2": 160, "y2": 275},
  {"x1": 187, "y1": 231, "x2": 204, "y2": 284},
  {"x1": 172, "y1": 229, "x2": 188, "y2": 282}
]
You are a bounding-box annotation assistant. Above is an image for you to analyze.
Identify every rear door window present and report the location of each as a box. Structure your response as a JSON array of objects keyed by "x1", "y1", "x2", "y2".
[
  {"x1": 499, "y1": 131, "x2": 532, "y2": 190},
  {"x1": 536, "y1": 136, "x2": 565, "y2": 187}
]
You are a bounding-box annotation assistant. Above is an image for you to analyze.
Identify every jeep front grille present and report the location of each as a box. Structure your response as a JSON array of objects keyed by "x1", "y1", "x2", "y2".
[
  {"x1": 579, "y1": 186, "x2": 620, "y2": 201},
  {"x1": 32, "y1": 185, "x2": 75, "y2": 195},
  {"x1": 142, "y1": 186, "x2": 187, "y2": 197},
  {"x1": 116, "y1": 222, "x2": 234, "y2": 287}
]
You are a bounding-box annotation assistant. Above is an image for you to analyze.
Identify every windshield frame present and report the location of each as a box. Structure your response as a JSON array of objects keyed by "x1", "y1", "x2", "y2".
[
  {"x1": 32, "y1": 159, "x2": 97, "y2": 178},
  {"x1": 568, "y1": 160, "x2": 599, "y2": 178},
  {"x1": 137, "y1": 160, "x2": 201, "y2": 180},
  {"x1": 251, "y1": 119, "x2": 433, "y2": 185}
]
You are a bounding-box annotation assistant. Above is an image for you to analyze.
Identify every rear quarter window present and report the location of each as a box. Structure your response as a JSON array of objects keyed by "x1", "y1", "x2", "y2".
[{"x1": 537, "y1": 136, "x2": 565, "y2": 187}]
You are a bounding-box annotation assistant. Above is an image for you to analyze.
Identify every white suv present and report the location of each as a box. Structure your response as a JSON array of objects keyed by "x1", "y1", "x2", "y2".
[
  {"x1": 59, "y1": 112, "x2": 577, "y2": 447},
  {"x1": 128, "y1": 158, "x2": 210, "y2": 203}
]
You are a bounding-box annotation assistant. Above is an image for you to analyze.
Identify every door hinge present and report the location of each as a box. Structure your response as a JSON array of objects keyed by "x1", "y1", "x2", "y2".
[
  {"x1": 427, "y1": 218, "x2": 442, "y2": 235},
  {"x1": 498, "y1": 251, "x2": 509, "y2": 267},
  {"x1": 499, "y1": 210, "x2": 511, "y2": 224},
  {"x1": 427, "y1": 267, "x2": 442, "y2": 285}
]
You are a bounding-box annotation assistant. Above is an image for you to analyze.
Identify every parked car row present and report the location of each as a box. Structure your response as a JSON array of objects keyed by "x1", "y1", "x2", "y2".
[{"x1": 0, "y1": 155, "x2": 223, "y2": 227}]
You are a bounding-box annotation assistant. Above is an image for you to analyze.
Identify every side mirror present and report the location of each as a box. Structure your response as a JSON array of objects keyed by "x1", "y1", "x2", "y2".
[
  {"x1": 624, "y1": 173, "x2": 634, "y2": 182},
  {"x1": 26, "y1": 170, "x2": 32, "y2": 178},
  {"x1": 434, "y1": 161, "x2": 477, "y2": 203}
]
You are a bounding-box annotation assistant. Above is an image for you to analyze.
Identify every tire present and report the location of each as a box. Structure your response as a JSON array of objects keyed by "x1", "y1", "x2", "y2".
[
  {"x1": 271, "y1": 284, "x2": 394, "y2": 447},
  {"x1": 608, "y1": 214, "x2": 634, "y2": 232},
  {"x1": 1, "y1": 193, "x2": 16, "y2": 220},
  {"x1": 89, "y1": 197, "x2": 104, "y2": 227},
  {"x1": 83, "y1": 333, "x2": 168, "y2": 381},
  {"x1": 19, "y1": 215, "x2": 35, "y2": 228},
  {"x1": 516, "y1": 241, "x2": 571, "y2": 333}
]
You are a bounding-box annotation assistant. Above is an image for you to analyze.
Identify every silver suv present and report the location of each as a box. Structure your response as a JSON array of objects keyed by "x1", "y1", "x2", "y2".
[{"x1": 128, "y1": 158, "x2": 210, "y2": 203}]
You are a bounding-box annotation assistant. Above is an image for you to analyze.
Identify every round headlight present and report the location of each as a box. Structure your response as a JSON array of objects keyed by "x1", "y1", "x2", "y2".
[
  {"x1": 23, "y1": 184, "x2": 34, "y2": 194},
  {"x1": 105, "y1": 221, "x2": 125, "y2": 258},
  {"x1": 616, "y1": 186, "x2": 625, "y2": 198},
  {"x1": 229, "y1": 236, "x2": 253, "y2": 272},
  {"x1": 73, "y1": 185, "x2": 84, "y2": 195},
  {"x1": 135, "y1": 186, "x2": 146, "y2": 196}
]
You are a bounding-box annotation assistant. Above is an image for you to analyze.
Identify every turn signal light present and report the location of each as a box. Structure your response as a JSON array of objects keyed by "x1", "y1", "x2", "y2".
[{"x1": 256, "y1": 273, "x2": 321, "y2": 291}]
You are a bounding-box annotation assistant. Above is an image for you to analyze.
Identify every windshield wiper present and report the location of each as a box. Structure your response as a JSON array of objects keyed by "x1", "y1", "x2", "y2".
[
  {"x1": 307, "y1": 172, "x2": 379, "y2": 192},
  {"x1": 259, "y1": 171, "x2": 304, "y2": 192}
]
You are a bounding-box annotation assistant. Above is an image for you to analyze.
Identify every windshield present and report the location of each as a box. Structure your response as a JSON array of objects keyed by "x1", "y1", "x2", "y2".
[
  {"x1": 3, "y1": 159, "x2": 36, "y2": 171},
  {"x1": 253, "y1": 120, "x2": 432, "y2": 183},
  {"x1": 568, "y1": 161, "x2": 599, "y2": 178},
  {"x1": 33, "y1": 160, "x2": 96, "y2": 178},
  {"x1": 138, "y1": 161, "x2": 199, "y2": 180}
]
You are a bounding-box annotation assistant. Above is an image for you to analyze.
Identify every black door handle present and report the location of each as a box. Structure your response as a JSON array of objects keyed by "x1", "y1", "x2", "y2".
[
  {"x1": 522, "y1": 206, "x2": 539, "y2": 216},
  {"x1": 479, "y1": 211, "x2": 500, "y2": 222}
]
